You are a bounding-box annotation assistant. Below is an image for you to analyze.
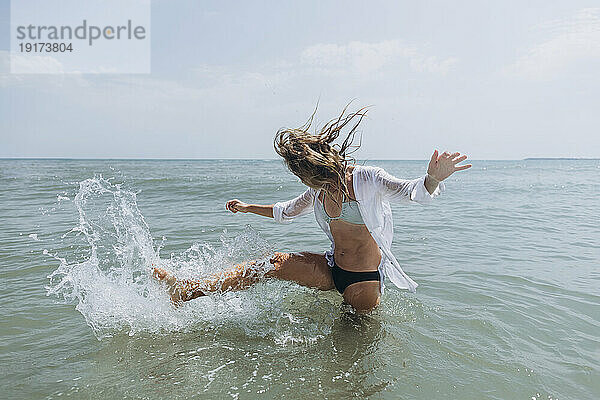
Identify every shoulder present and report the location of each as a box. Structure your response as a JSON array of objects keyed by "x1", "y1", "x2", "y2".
[
  {"x1": 350, "y1": 165, "x2": 386, "y2": 197},
  {"x1": 350, "y1": 165, "x2": 386, "y2": 201},
  {"x1": 352, "y1": 164, "x2": 384, "y2": 180},
  {"x1": 353, "y1": 164, "x2": 384, "y2": 172},
  {"x1": 304, "y1": 187, "x2": 318, "y2": 198}
]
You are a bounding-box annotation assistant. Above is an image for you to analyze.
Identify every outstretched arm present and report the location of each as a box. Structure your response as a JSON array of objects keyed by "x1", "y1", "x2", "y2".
[
  {"x1": 226, "y1": 200, "x2": 273, "y2": 218},
  {"x1": 225, "y1": 188, "x2": 316, "y2": 223},
  {"x1": 375, "y1": 150, "x2": 471, "y2": 204},
  {"x1": 426, "y1": 150, "x2": 472, "y2": 190},
  {"x1": 375, "y1": 168, "x2": 442, "y2": 204}
]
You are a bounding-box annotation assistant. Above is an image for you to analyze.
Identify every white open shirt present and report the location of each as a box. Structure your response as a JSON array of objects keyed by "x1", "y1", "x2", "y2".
[{"x1": 272, "y1": 164, "x2": 445, "y2": 294}]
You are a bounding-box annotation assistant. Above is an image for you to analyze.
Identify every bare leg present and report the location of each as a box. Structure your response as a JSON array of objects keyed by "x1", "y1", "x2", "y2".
[
  {"x1": 342, "y1": 281, "x2": 381, "y2": 313},
  {"x1": 152, "y1": 252, "x2": 334, "y2": 305}
]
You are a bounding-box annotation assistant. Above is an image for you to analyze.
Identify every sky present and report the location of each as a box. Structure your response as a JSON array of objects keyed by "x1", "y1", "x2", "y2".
[{"x1": 1, "y1": 0, "x2": 599, "y2": 159}]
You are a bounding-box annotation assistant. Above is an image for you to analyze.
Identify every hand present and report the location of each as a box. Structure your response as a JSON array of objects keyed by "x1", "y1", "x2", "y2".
[
  {"x1": 225, "y1": 199, "x2": 249, "y2": 213},
  {"x1": 427, "y1": 150, "x2": 472, "y2": 182}
]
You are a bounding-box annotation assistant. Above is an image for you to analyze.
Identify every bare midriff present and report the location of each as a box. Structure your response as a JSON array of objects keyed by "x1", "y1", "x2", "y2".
[{"x1": 319, "y1": 166, "x2": 382, "y2": 272}]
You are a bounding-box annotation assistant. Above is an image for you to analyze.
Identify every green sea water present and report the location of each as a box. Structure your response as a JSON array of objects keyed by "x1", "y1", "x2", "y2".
[{"x1": 0, "y1": 159, "x2": 598, "y2": 399}]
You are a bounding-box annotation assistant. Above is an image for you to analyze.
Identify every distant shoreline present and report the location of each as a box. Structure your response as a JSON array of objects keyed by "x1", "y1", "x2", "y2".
[
  {"x1": 522, "y1": 157, "x2": 600, "y2": 160},
  {"x1": 0, "y1": 157, "x2": 599, "y2": 161}
]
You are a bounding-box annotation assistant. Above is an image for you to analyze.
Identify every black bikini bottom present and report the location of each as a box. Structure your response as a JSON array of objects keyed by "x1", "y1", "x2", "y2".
[{"x1": 330, "y1": 260, "x2": 381, "y2": 294}]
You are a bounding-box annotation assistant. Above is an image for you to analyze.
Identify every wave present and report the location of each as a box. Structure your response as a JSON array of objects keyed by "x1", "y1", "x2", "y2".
[{"x1": 45, "y1": 175, "x2": 337, "y2": 341}]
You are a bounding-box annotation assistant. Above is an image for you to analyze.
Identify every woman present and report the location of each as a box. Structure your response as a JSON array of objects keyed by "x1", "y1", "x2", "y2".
[{"x1": 153, "y1": 106, "x2": 471, "y2": 312}]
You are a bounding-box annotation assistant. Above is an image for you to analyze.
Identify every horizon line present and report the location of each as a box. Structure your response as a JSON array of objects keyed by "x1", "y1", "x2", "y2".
[{"x1": 1, "y1": 157, "x2": 599, "y2": 161}]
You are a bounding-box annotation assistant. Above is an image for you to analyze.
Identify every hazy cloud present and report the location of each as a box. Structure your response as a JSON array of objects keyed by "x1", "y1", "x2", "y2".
[
  {"x1": 300, "y1": 40, "x2": 459, "y2": 76},
  {"x1": 503, "y1": 8, "x2": 600, "y2": 80}
]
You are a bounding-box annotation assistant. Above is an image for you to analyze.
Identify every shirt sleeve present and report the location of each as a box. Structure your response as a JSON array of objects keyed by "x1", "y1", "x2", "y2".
[
  {"x1": 374, "y1": 167, "x2": 445, "y2": 205},
  {"x1": 272, "y1": 188, "x2": 315, "y2": 224}
]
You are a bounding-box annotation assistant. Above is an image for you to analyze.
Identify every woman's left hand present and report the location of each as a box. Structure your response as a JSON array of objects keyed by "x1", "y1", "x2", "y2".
[{"x1": 427, "y1": 150, "x2": 472, "y2": 182}]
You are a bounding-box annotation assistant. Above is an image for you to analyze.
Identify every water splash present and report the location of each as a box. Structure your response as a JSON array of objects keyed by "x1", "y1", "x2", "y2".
[{"x1": 45, "y1": 175, "x2": 337, "y2": 341}]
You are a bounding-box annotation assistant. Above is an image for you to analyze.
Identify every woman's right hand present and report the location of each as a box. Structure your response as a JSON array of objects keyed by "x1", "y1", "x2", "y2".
[{"x1": 225, "y1": 199, "x2": 249, "y2": 213}]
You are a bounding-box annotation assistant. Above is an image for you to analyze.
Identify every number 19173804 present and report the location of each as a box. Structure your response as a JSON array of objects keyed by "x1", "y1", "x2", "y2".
[{"x1": 19, "y1": 43, "x2": 73, "y2": 52}]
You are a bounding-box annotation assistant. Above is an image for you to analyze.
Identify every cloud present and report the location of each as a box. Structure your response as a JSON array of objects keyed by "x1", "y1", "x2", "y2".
[
  {"x1": 503, "y1": 8, "x2": 600, "y2": 80},
  {"x1": 0, "y1": 37, "x2": 461, "y2": 153},
  {"x1": 0, "y1": 50, "x2": 92, "y2": 88},
  {"x1": 300, "y1": 39, "x2": 459, "y2": 76},
  {"x1": 409, "y1": 56, "x2": 459, "y2": 75},
  {"x1": 10, "y1": 53, "x2": 65, "y2": 74},
  {"x1": 1, "y1": 37, "x2": 458, "y2": 92}
]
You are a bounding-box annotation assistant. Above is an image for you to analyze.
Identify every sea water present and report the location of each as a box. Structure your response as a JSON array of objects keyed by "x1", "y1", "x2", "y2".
[{"x1": 0, "y1": 159, "x2": 598, "y2": 399}]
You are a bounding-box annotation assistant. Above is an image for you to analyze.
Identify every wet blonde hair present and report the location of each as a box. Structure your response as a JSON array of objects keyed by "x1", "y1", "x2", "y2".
[{"x1": 274, "y1": 104, "x2": 368, "y2": 203}]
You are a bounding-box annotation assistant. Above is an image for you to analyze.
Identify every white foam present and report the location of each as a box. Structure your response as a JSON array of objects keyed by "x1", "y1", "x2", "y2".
[{"x1": 46, "y1": 174, "x2": 336, "y2": 342}]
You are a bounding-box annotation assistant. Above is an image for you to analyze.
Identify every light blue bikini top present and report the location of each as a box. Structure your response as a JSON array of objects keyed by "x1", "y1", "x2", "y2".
[{"x1": 316, "y1": 194, "x2": 365, "y2": 225}]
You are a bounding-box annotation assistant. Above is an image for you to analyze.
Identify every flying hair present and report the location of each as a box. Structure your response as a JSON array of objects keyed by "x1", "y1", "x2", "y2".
[{"x1": 274, "y1": 101, "x2": 369, "y2": 207}]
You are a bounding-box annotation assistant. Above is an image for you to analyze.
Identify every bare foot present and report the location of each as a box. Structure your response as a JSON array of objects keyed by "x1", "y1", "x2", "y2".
[
  {"x1": 152, "y1": 267, "x2": 184, "y2": 306},
  {"x1": 152, "y1": 267, "x2": 176, "y2": 285}
]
